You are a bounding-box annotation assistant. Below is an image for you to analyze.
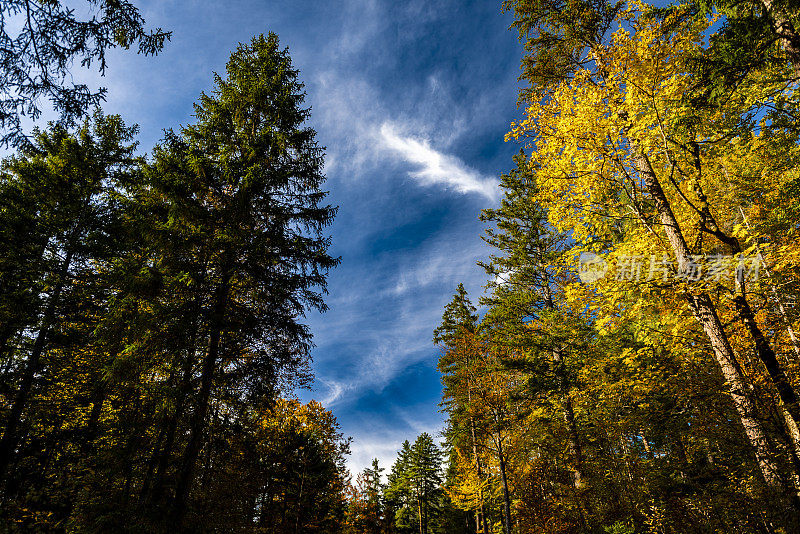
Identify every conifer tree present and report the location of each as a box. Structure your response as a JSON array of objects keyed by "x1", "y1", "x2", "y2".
[
  {"x1": 435, "y1": 286, "x2": 491, "y2": 534},
  {"x1": 434, "y1": 284, "x2": 478, "y2": 348},
  {"x1": 0, "y1": 0, "x2": 170, "y2": 147},
  {"x1": 385, "y1": 434, "x2": 445, "y2": 534},
  {"x1": 346, "y1": 458, "x2": 388, "y2": 534},
  {"x1": 135, "y1": 32, "x2": 338, "y2": 524},
  {"x1": 0, "y1": 113, "x2": 139, "y2": 487}
]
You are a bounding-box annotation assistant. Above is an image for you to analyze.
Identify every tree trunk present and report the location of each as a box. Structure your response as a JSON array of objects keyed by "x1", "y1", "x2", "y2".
[
  {"x1": 634, "y1": 151, "x2": 790, "y2": 494},
  {"x1": 563, "y1": 393, "x2": 584, "y2": 487},
  {"x1": 546, "y1": 287, "x2": 585, "y2": 489},
  {"x1": 552, "y1": 345, "x2": 584, "y2": 488},
  {"x1": 417, "y1": 484, "x2": 424, "y2": 534},
  {"x1": 691, "y1": 147, "x2": 800, "y2": 480},
  {"x1": 641, "y1": 430, "x2": 654, "y2": 459},
  {"x1": 147, "y1": 289, "x2": 205, "y2": 507},
  {"x1": 139, "y1": 417, "x2": 168, "y2": 504},
  {"x1": 468, "y1": 386, "x2": 489, "y2": 534},
  {"x1": 0, "y1": 247, "x2": 73, "y2": 482},
  {"x1": 760, "y1": 0, "x2": 800, "y2": 75},
  {"x1": 733, "y1": 291, "x2": 800, "y2": 459},
  {"x1": 497, "y1": 435, "x2": 512, "y2": 534},
  {"x1": 294, "y1": 464, "x2": 306, "y2": 534},
  {"x1": 739, "y1": 207, "x2": 800, "y2": 359},
  {"x1": 148, "y1": 346, "x2": 198, "y2": 507},
  {"x1": 81, "y1": 383, "x2": 108, "y2": 455},
  {"x1": 171, "y1": 272, "x2": 230, "y2": 525},
  {"x1": 423, "y1": 482, "x2": 428, "y2": 534}
]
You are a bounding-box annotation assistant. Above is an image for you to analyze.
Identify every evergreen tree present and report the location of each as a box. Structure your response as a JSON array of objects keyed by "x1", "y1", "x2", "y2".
[
  {"x1": 386, "y1": 440, "x2": 417, "y2": 533},
  {"x1": 0, "y1": 31, "x2": 345, "y2": 532},
  {"x1": 433, "y1": 284, "x2": 478, "y2": 348},
  {"x1": 346, "y1": 458, "x2": 389, "y2": 534},
  {"x1": 0, "y1": 113, "x2": 139, "y2": 492},
  {"x1": 435, "y1": 286, "x2": 491, "y2": 534},
  {"x1": 386, "y1": 434, "x2": 445, "y2": 534},
  {"x1": 0, "y1": 0, "x2": 170, "y2": 147},
  {"x1": 410, "y1": 433, "x2": 445, "y2": 534},
  {"x1": 134, "y1": 32, "x2": 339, "y2": 526}
]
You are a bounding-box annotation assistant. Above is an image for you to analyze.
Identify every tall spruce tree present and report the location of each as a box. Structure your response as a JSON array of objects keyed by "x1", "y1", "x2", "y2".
[
  {"x1": 134, "y1": 32, "x2": 338, "y2": 525},
  {"x1": 435, "y1": 286, "x2": 492, "y2": 534},
  {"x1": 410, "y1": 433, "x2": 444, "y2": 534}
]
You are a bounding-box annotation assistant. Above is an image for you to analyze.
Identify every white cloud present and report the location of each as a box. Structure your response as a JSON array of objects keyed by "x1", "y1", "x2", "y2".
[
  {"x1": 391, "y1": 234, "x2": 488, "y2": 296},
  {"x1": 305, "y1": 233, "x2": 489, "y2": 410},
  {"x1": 379, "y1": 122, "x2": 499, "y2": 202},
  {"x1": 311, "y1": 61, "x2": 500, "y2": 205},
  {"x1": 318, "y1": 378, "x2": 350, "y2": 406},
  {"x1": 345, "y1": 414, "x2": 446, "y2": 479},
  {"x1": 313, "y1": 337, "x2": 430, "y2": 409},
  {"x1": 348, "y1": 436, "x2": 403, "y2": 480}
]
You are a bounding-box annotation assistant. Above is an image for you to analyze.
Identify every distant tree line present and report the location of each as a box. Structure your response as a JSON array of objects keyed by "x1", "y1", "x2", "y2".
[{"x1": 345, "y1": 433, "x2": 478, "y2": 534}]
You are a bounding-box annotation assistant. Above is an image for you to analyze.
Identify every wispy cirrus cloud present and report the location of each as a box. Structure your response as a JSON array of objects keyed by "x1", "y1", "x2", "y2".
[{"x1": 379, "y1": 122, "x2": 499, "y2": 202}]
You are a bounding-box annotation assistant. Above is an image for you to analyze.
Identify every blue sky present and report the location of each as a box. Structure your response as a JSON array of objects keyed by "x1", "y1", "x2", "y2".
[{"x1": 63, "y1": 0, "x2": 524, "y2": 475}]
